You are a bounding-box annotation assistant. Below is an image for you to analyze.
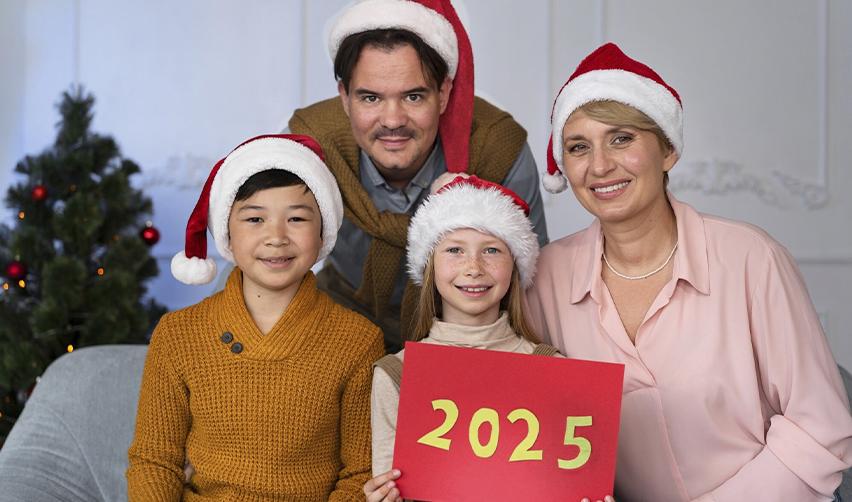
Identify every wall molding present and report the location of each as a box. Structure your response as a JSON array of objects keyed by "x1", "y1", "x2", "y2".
[{"x1": 674, "y1": 0, "x2": 830, "y2": 210}]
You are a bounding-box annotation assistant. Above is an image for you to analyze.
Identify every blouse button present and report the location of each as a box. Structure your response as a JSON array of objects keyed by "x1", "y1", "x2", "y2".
[
  {"x1": 220, "y1": 331, "x2": 233, "y2": 344},
  {"x1": 231, "y1": 342, "x2": 243, "y2": 354}
]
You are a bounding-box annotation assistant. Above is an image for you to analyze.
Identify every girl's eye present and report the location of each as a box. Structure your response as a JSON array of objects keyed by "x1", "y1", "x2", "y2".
[
  {"x1": 484, "y1": 247, "x2": 500, "y2": 254},
  {"x1": 288, "y1": 216, "x2": 306, "y2": 223},
  {"x1": 244, "y1": 217, "x2": 262, "y2": 223},
  {"x1": 445, "y1": 246, "x2": 462, "y2": 254}
]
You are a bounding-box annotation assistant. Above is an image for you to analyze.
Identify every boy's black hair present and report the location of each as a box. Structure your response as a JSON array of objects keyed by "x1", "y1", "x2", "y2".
[
  {"x1": 234, "y1": 169, "x2": 309, "y2": 202},
  {"x1": 334, "y1": 29, "x2": 449, "y2": 92}
]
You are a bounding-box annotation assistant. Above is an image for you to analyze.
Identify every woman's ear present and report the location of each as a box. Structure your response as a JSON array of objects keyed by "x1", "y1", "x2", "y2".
[{"x1": 663, "y1": 148, "x2": 679, "y2": 173}]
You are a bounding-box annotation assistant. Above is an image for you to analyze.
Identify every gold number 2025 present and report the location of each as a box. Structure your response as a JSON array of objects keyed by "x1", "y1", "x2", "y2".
[{"x1": 416, "y1": 399, "x2": 593, "y2": 469}]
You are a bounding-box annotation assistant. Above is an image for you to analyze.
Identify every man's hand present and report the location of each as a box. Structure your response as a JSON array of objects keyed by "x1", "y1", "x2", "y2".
[{"x1": 430, "y1": 172, "x2": 470, "y2": 194}]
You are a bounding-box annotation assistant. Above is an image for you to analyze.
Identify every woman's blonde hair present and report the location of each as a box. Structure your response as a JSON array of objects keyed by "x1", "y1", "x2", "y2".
[
  {"x1": 578, "y1": 100, "x2": 675, "y2": 185},
  {"x1": 408, "y1": 252, "x2": 540, "y2": 344}
]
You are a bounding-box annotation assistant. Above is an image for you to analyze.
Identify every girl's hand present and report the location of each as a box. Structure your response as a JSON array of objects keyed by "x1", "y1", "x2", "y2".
[
  {"x1": 581, "y1": 496, "x2": 615, "y2": 502},
  {"x1": 363, "y1": 469, "x2": 402, "y2": 502}
]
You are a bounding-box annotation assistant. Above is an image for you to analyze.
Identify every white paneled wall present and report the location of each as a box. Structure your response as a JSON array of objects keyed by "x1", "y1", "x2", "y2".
[{"x1": 3, "y1": 1, "x2": 850, "y2": 370}]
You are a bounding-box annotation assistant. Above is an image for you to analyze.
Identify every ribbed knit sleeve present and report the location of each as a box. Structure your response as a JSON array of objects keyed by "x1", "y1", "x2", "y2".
[
  {"x1": 330, "y1": 323, "x2": 385, "y2": 500},
  {"x1": 126, "y1": 313, "x2": 189, "y2": 502}
]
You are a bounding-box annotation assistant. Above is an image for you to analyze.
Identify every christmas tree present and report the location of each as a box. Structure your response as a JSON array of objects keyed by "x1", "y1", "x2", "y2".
[{"x1": 0, "y1": 87, "x2": 166, "y2": 444}]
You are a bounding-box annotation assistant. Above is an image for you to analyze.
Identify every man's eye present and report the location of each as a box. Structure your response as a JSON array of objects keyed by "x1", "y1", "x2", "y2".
[
  {"x1": 405, "y1": 94, "x2": 423, "y2": 102},
  {"x1": 362, "y1": 95, "x2": 378, "y2": 103}
]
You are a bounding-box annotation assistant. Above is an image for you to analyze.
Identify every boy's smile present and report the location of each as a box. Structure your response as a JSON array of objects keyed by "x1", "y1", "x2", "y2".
[{"x1": 227, "y1": 185, "x2": 322, "y2": 304}]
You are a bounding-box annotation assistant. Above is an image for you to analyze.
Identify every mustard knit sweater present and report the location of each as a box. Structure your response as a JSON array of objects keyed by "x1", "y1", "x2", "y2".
[{"x1": 127, "y1": 270, "x2": 384, "y2": 501}]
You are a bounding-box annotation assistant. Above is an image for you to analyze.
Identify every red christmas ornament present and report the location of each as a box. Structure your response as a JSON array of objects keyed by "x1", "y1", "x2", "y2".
[
  {"x1": 140, "y1": 223, "x2": 160, "y2": 246},
  {"x1": 31, "y1": 185, "x2": 48, "y2": 202},
  {"x1": 5, "y1": 261, "x2": 26, "y2": 280}
]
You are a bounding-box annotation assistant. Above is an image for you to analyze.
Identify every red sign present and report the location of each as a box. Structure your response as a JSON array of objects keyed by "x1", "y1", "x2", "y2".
[{"x1": 393, "y1": 342, "x2": 624, "y2": 501}]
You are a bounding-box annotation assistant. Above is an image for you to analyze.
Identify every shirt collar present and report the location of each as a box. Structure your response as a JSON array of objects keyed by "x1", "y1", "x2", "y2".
[{"x1": 568, "y1": 192, "x2": 710, "y2": 304}]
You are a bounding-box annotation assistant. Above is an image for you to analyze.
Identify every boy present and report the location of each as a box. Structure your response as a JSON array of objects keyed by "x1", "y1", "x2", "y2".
[{"x1": 127, "y1": 134, "x2": 384, "y2": 500}]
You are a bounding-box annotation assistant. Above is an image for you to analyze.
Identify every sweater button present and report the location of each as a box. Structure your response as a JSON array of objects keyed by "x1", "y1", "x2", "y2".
[
  {"x1": 231, "y1": 342, "x2": 243, "y2": 354},
  {"x1": 220, "y1": 331, "x2": 233, "y2": 344}
]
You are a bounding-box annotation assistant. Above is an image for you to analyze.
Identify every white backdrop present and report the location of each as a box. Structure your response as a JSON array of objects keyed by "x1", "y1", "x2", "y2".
[{"x1": 2, "y1": 0, "x2": 850, "y2": 369}]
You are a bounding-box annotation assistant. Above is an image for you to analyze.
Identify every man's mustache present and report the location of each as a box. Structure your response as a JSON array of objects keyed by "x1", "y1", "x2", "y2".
[{"x1": 373, "y1": 127, "x2": 416, "y2": 140}]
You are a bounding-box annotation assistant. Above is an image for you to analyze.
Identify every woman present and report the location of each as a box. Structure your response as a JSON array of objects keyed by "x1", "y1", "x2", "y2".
[{"x1": 526, "y1": 43, "x2": 851, "y2": 501}]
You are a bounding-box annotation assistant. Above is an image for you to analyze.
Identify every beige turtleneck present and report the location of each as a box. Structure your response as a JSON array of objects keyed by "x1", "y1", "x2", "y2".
[{"x1": 370, "y1": 313, "x2": 537, "y2": 475}]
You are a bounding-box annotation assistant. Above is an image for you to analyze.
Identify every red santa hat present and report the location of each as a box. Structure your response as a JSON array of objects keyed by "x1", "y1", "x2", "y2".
[
  {"x1": 406, "y1": 176, "x2": 539, "y2": 288},
  {"x1": 170, "y1": 134, "x2": 343, "y2": 285},
  {"x1": 328, "y1": 0, "x2": 474, "y2": 174},
  {"x1": 545, "y1": 42, "x2": 683, "y2": 194}
]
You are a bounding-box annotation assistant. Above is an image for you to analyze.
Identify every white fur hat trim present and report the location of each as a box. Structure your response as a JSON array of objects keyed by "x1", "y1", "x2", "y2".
[
  {"x1": 551, "y1": 69, "x2": 684, "y2": 168},
  {"x1": 208, "y1": 137, "x2": 344, "y2": 264},
  {"x1": 407, "y1": 183, "x2": 539, "y2": 288},
  {"x1": 328, "y1": 0, "x2": 459, "y2": 79}
]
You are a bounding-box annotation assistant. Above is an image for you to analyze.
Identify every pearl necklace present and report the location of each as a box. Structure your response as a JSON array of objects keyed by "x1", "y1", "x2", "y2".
[{"x1": 603, "y1": 240, "x2": 678, "y2": 280}]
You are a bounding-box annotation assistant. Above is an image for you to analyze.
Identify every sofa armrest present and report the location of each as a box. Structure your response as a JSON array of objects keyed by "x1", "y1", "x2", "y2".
[{"x1": 0, "y1": 345, "x2": 147, "y2": 502}]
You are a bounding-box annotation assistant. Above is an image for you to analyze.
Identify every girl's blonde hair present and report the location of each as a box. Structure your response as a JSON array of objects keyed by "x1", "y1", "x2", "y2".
[{"x1": 408, "y1": 252, "x2": 540, "y2": 344}]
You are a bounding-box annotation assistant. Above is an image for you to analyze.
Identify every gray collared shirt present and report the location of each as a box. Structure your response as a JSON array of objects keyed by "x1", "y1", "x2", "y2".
[{"x1": 327, "y1": 140, "x2": 549, "y2": 305}]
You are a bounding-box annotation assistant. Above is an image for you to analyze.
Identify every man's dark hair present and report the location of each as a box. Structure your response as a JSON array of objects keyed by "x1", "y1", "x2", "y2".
[
  {"x1": 334, "y1": 29, "x2": 449, "y2": 92},
  {"x1": 234, "y1": 169, "x2": 309, "y2": 202}
]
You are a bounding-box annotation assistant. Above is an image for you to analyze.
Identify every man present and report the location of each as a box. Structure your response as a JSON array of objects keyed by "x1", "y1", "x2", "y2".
[{"x1": 289, "y1": 0, "x2": 548, "y2": 351}]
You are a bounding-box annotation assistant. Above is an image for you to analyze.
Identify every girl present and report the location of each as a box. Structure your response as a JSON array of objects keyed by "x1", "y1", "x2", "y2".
[{"x1": 363, "y1": 175, "x2": 613, "y2": 502}]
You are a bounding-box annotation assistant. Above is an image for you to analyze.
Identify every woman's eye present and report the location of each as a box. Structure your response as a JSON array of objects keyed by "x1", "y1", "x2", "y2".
[
  {"x1": 612, "y1": 134, "x2": 634, "y2": 145},
  {"x1": 567, "y1": 143, "x2": 588, "y2": 154}
]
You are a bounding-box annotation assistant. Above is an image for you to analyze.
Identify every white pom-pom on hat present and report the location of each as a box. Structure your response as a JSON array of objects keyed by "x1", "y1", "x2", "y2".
[{"x1": 170, "y1": 251, "x2": 217, "y2": 285}]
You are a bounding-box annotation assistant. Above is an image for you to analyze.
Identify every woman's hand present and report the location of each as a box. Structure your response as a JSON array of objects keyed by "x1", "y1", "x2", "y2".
[
  {"x1": 581, "y1": 496, "x2": 615, "y2": 502},
  {"x1": 363, "y1": 469, "x2": 402, "y2": 502}
]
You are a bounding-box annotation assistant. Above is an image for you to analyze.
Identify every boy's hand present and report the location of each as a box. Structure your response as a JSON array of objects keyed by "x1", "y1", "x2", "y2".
[{"x1": 363, "y1": 469, "x2": 402, "y2": 502}]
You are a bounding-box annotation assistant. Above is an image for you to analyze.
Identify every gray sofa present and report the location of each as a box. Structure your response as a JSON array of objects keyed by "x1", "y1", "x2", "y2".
[{"x1": 0, "y1": 345, "x2": 849, "y2": 501}]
